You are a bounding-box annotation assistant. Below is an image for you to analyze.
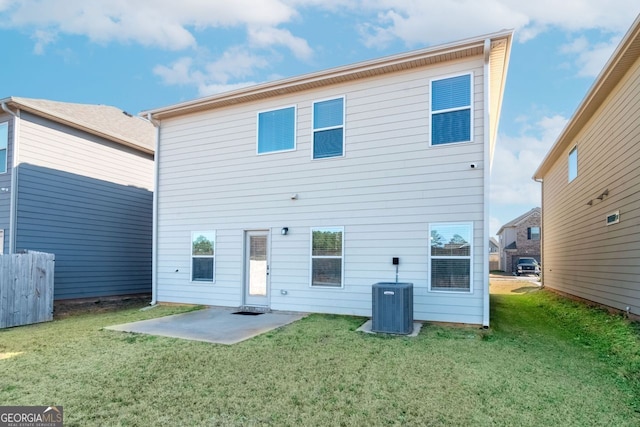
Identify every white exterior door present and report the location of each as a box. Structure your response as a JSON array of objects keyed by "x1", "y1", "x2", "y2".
[{"x1": 244, "y1": 230, "x2": 270, "y2": 307}]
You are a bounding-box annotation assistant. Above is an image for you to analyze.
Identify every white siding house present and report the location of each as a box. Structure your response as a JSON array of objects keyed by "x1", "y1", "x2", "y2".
[{"x1": 145, "y1": 30, "x2": 513, "y2": 326}]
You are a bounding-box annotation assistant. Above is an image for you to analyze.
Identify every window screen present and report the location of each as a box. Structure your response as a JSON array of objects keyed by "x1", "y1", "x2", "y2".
[
  {"x1": 431, "y1": 74, "x2": 472, "y2": 145},
  {"x1": 257, "y1": 106, "x2": 296, "y2": 154}
]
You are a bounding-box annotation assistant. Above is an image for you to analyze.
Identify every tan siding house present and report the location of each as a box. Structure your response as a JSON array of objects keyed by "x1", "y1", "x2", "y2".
[
  {"x1": 533, "y1": 15, "x2": 640, "y2": 317},
  {"x1": 145, "y1": 30, "x2": 513, "y2": 326}
]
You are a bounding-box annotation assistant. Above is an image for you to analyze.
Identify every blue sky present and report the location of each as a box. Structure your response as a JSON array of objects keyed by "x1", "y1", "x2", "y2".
[{"x1": 1, "y1": 1, "x2": 638, "y2": 235}]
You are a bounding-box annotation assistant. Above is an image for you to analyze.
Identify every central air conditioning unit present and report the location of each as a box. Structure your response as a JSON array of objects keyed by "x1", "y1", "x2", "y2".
[{"x1": 371, "y1": 282, "x2": 413, "y2": 334}]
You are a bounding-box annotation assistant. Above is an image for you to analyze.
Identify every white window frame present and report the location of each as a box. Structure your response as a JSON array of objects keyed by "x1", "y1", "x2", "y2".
[
  {"x1": 528, "y1": 226, "x2": 540, "y2": 241},
  {"x1": 191, "y1": 231, "x2": 216, "y2": 283},
  {"x1": 256, "y1": 105, "x2": 297, "y2": 155},
  {"x1": 428, "y1": 222, "x2": 473, "y2": 293},
  {"x1": 309, "y1": 227, "x2": 344, "y2": 288},
  {"x1": 429, "y1": 72, "x2": 474, "y2": 147},
  {"x1": 568, "y1": 146, "x2": 578, "y2": 182},
  {"x1": 606, "y1": 211, "x2": 620, "y2": 226},
  {"x1": 0, "y1": 122, "x2": 8, "y2": 174},
  {"x1": 311, "y1": 96, "x2": 346, "y2": 160}
]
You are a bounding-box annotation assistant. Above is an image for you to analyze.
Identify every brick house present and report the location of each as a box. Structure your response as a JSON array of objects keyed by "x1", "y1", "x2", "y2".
[{"x1": 496, "y1": 207, "x2": 541, "y2": 273}]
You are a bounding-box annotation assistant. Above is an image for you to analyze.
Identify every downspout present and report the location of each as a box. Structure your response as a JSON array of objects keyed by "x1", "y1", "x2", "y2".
[
  {"x1": 534, "y1": 177, "x2": 544, "y2": 288},
  {"x1": 482, "y1": 38, "x2": 491, "y2": 328},
  {"x1": 1, "y1": 102, "x2": 20, "y2": 255},
  {"x1": 146, "y1": 113, "x2": 160, "y2": 306}
]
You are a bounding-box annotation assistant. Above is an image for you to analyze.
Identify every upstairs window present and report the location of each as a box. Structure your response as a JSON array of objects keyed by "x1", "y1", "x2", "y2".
[
  {"x1": 0, "y1": 122, "x2": 7, "y2": 174},
  {"x1": 313, "y1": 97, "x2": 344, "y2": 159},
  {"x1": 568, "y1": 146, "x2": 578, "y2": 182},
  {"x1": 431, "y1": 73, "x2": 472, "y2": 145},
  {"x1": 257, "y1": 106, "x2": 296, "y2": 154},
  {"x1": 527, "y1": 227, "x2": 540, "y2": 240}
]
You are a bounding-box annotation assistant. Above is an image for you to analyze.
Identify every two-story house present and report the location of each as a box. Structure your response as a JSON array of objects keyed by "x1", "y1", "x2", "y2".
[
  {"x1": 143, "y1": 29, "x2": 513, "y2": 326},
  {"x1": 533, "y1": 15, "x2": 640, "y2": 318},
  {"x1": 0, "y1": 97, "x2": 154, "y2": 299},
  {"x1": 496, "y1": 207, "x2": 541, "y2": 274}
]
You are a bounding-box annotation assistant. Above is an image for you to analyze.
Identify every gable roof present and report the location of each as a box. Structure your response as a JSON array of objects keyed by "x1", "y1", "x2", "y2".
[
  {"x1": 533, "y1": 14, "x2": 640, "y2": 179},
  {"x1": 143, "y1": 29, "x2": 513, "y2": 129},
  {"x1": 1, "y1": 97, "x2": 155, "y2": 154},
  {"x1": 496, "y1": 207, "x2": 541, "y2": 235}
]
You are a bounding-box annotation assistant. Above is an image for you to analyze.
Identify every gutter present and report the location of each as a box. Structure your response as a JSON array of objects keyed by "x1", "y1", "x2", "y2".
[
  {"x1": 146, "y1": 113, "x2": 160, "y2": 306},
  {"x1": 534, "y1": 177, "x2": 544, "y2": 288},
  {"x1": 1, "y1": 102, "x2": 19, "y2": 254},
  {"x1": 482, "y1": 38, "x2": 491, "y2": 328}
]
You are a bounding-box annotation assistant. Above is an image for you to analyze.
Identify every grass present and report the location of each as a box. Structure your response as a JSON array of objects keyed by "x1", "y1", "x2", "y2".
[{"x1": 1, "y1": 288, "x2": 639, "y2": 426}]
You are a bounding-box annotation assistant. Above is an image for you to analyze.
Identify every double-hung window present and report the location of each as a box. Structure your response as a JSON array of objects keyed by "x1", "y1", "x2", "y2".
[
  {"x1": 568, "y1": 146, "x2": 578, "y2": 182},
  {"x1": 191, "y1": 231, "x2": 215, "y2": 282},
  {"x1": 257, "y1": 106, "x2": 296, "y2": 154},
  {"x1": 311, "y1": 227, "x2": 344, "y2": 287},
  {"x1": 313, "y1": 97, "x2": 344, "y2": 159},
  {"x1": 0, "y1": 122, "x2": 8, "y2": 174},
  {"x1": 527, "y1": 227, "x2": 540, "y2": 240},
  {"x1": 429, "y1": 223, "x2": 473, "y2": 292},
  {"x1": 430, "y1": 73, "x2": 472, "y2": 145}
]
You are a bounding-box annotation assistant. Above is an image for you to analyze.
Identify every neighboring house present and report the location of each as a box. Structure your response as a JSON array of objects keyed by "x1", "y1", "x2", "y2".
[
  {"x1": 144, "y1": 30, "x2": 513, "y2": 326},
  {"x1": 489, "y1": 237, "x2": 499, "y2": 253},
  {"x1": 489, "y1": 237, "x2": 500, "y2": 271},
  {"x1": 496, "y1": 207, "x2": 541, "y2": 273},
  {"x1": 533, "y1": 15, "x2": 640, "y2": 318},
  {"x1": 0, "y1": 97, "x2": 155, "y2": 299}
]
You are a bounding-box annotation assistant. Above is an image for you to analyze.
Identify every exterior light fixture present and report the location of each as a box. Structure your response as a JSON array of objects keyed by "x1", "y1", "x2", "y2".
[{"x1": 281, "y1": 227, "x2": 289, "y2": 235}]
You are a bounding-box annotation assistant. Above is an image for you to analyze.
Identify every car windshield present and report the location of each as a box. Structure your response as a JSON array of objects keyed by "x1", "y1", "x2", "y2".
[{"x1": 518, "y1": 258, "x2": 537, "y2": 265}]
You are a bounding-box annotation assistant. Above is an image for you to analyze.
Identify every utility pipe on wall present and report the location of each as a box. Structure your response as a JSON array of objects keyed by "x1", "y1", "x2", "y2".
[
  {"x1": 146, "y1": 113, "x2": 160, "y2": 306},
  {"x1": 482, "y1": 38, "x2": 491, "y2": 328}
]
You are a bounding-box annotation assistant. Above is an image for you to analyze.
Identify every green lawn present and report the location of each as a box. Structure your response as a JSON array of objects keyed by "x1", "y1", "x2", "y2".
[{"x1": 1, "y1": 289, "x2": 639, "y2": 426}]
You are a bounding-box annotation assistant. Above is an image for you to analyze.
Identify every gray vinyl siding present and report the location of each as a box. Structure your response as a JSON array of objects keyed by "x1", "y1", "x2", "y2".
[
  {"x1": 157, "y1": 57, "x2": 488, "y2": 323},
  {"x1": 15, "y1": 113, "x2": 154, "y2": 299},
  {"x1": 0, "y1": 113, "x2": 12, "y2": 254},
  {"x1": 541, "y1": 54, "x2": 640, "y2": 316}
]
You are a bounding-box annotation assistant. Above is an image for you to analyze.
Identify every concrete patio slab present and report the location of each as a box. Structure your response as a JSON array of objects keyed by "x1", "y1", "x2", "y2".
[
  {"x1": 357, "y1": 319, "x2": 423, "y2": 337},
  {"x1": 105, "y1": 307, "x2": 307, "y2": 345}
]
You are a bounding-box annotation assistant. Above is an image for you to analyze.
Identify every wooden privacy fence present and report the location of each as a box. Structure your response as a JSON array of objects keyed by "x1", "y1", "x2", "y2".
[
  {"x1": 0, "y1": 251, "x2": 55, "y2": 329},
  {"x1": 489, "y1": 253, "x2": 500, "y2": 271}
]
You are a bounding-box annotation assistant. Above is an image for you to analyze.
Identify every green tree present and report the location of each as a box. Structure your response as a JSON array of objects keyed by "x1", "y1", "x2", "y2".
[
  {"x1": 193, "y1": 235, "x2": 213, "y2": 255},
  {"x1": 430, "y1": 230, "x2": 444, "y2": 248},
  {"x1": 449, "y1": 234, "x2": 467, "y2": 245}
]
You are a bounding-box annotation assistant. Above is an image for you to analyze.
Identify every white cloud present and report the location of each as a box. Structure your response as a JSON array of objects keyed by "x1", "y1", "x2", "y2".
[
  {"x1": 248, "y1": 26, "x2": 313, "y2": 60},
  {"x1": 31, "y1": 29, "x2": 56, "y2": 54},
  {"x1": 491, "y1": 114, "x2": 567, "y2": 206},
  {"x1": 561, "y1": 35, "x2": 622, "y2": 77},
  {"x1": 359, "y1": 1, "x2": 530, "y2": 48},
  {"x1": 154, "y1": 48, "x2": 270, "y2": 97},
  {"x1": 205, "y1": 47, "x2": 270, "y2": 84},
  {"x1": 153, "y1": 57, "x2": 204, "y2": 86},
  {"x1": 355, "y1": 0, "x2": 638, "y2": 47},
  {"x1": 1, "y1": 0, "x2": 298, "y2": 51}
]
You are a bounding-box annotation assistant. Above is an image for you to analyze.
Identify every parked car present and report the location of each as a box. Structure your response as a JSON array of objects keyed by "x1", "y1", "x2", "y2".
[{"x1": 516, "y1": 257, "x2": 540, "y2": 276}]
